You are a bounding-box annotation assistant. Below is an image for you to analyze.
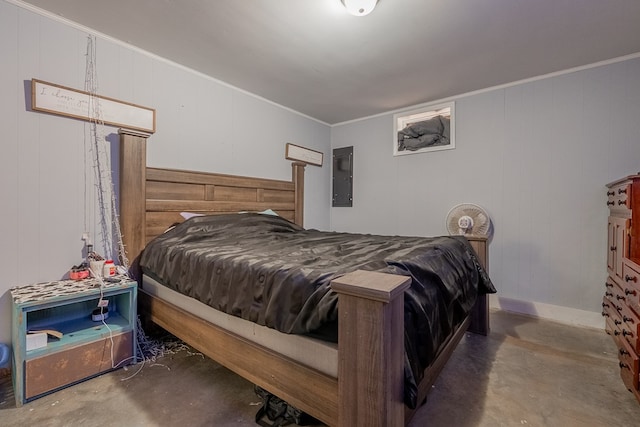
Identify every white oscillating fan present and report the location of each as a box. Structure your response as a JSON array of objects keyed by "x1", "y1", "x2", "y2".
[{"x1": 446, "y1": 203, "x2": 493, "y2": 238}]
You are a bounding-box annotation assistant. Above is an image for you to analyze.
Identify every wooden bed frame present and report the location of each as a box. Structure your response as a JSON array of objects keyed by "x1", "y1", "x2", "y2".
[{"x1": 118, "y1": 129, "x2": 489, "y2": 426}]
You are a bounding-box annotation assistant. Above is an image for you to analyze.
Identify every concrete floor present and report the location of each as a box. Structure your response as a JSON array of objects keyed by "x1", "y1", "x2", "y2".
[{"x1": 2, "y1": 309, "x2": 640, "y2": 426}]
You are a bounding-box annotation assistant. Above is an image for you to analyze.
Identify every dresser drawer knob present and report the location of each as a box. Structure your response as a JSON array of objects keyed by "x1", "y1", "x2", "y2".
[
  {"x1": 619, "y1": 188, "x2": 628, "y2": 195},
  {"x1": 625, "y1": 275, "x2": 638, "y2": 283},
  {"x1": 602, "y1": 302, "x2": 610, "y2": 308},
  {"x1": 607, "y1": 191, "x2": 615, "y2": 196},
  {"x1": 625, "y1": 288, "x2": 637, "y2": 296},
  {"x1": 607, "y1": 201, "x2": 615, "y2": 206},
  {"x1": 620, "y1": 348, "x2": 630, "y2": 356},
  {"x1": 617, "y1": 295, "x2": 626, "y2": 301},
  {"x1": 602, "y1": 311, "x2": 609, "y2": 317},
  {"x1": 615, "y1": 319, "x2": 622, "y2": 325},
  {"x1": 615, "y1": 330, "x2": 621, "y2": 336},
  {"x1": 618, "y1": 199, "x2": 627, "y2": 205},
  {"x1": 620, "y1": 362, "x2": 630, "y2": 370},
  {"x1": 623, "y1": 315, "x2": 635, "y2": 323},
  {"x1": 606, "y1": 282, "x2": 614, "y2": 288},
  {"x1": 611, "y1": 246, "x2": 617, "y2": 251},
  {"x1": 606, "y1": 291, "x2": 614, "y2": 297},
  {"x1": 623, "y1": 329, "x2": 633, "y2": 337}
]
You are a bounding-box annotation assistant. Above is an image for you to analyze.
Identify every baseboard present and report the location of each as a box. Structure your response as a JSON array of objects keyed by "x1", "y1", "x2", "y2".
[{"x1": 489, "y1": 295, "x2": 604, "y2": 330}]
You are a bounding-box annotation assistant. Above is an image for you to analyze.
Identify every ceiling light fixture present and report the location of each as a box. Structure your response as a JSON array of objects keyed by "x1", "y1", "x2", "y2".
[{"x1": 341, "y1": 0, "x2": 378, "y2": 17}]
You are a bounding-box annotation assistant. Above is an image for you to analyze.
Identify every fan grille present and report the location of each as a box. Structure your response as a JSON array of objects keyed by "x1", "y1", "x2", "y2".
[{"x1": 446, "y1": 203, "x2": 492, "y2": 236}]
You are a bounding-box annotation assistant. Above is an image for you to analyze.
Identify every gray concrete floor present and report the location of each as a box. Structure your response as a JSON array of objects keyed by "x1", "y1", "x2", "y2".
[{"x1": 2, "y1": 309, "x2": 640, "y2": 426}]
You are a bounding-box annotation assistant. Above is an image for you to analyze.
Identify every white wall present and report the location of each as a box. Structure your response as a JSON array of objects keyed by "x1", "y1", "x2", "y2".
[
  {"x1": 331, "y1": 57, "x2": 640, "y2": 328},
  {"x1": 0, "y1": 1, "x2": 331, "y2": 347}
]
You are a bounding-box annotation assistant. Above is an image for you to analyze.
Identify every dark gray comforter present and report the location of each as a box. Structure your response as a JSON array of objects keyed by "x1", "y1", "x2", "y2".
[{"x1": 140, "y1": 213, "x2": 495, "y2": 408}]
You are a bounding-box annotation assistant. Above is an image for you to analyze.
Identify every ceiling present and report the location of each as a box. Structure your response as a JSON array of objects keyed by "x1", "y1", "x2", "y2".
[{"x1": 18, "y1": 0, "x2": 640, "y2": 124}]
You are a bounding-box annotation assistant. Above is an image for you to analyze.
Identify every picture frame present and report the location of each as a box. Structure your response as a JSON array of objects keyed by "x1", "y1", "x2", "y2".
[{"x1": 393, "y1": 101, "x2": 455, "y2": 156}]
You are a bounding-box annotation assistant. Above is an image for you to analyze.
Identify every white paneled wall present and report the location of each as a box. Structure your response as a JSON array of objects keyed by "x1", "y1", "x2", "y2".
[
  {"x1": 0, "y1": 1, "x2": 331, "y2": 346},
  {"x1": 331, "y1": 58, "x2": 640, "y2": 327}
]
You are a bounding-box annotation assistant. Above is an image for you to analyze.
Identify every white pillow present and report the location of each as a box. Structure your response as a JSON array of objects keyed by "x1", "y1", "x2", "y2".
[
  {"x1": 181, "y1": 210, "x2": 278, "y2": 219},
  {"x1": 258, "y1": 209, "x2": 279, "y2": 216},
  {"x1": 180, "y1": 212, "x2": 204, "y2": 220},
  {"x1": 238, "y1": 209, "x2": 279, "y2": 216}
]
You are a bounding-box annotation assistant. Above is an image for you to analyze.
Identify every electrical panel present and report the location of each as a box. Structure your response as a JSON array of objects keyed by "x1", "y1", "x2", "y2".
[{"x1": 332, "y1": 146, "x2": 353, "y2": 207}]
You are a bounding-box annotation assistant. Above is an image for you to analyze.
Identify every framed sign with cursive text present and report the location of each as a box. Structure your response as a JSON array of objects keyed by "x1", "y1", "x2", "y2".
[
  {"x1": 31, "y1": 79, "x2": 155, "y2": 133},
  {"x1": 285, "y1": 143, "x2": 323, "y2": 166}
]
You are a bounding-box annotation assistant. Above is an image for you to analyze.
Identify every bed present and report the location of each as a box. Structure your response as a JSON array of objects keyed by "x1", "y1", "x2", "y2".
[{"x1": 118, "y1": 129, "x2": 494, "y2": 426}]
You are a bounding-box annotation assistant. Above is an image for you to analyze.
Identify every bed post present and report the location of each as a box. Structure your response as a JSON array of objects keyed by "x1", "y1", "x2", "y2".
[
  {"x1": 292, "y1": 162, "x2": 305, "y2": 226},
  {"x1": 119, "y1": 128, "x2": 149, "y2": 277},
  {"x1": 331, "y1": 270, "x2": 410, "y2": 427},
  {"x1": 466, "y1": 236, "x2": 490, "y2": 335}
]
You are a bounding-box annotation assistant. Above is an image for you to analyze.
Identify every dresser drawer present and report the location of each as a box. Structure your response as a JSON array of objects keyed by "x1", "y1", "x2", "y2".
[
  {"x1": 611, "y1": 280, "x2": 629, "y2": 306},
  {"x1": 603, "y1": 295, "x2": 617, "y2": 319},
  {"x1": 620, "y1": 303, "x2": 640, "y2": 353},
  {"x1": 623, "y1": 260, "x2": 640, "y2": 316},
  {"x1": 605, "y1": 303, "x2": 624, "y2": 338},
  {"x1": 615, "y1": 332, "x2": 640, "y2": 391},
  {"x1": 607, "y1": 181, "x2": 632, "y2": 214},
  {"x1": 605, "y1": 287, "x2": 626, "y2": 314}
]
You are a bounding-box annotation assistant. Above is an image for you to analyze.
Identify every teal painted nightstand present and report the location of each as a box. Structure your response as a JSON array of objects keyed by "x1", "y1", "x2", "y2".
[{"x1": 10, "y1": 275, "x2": 137, "y2": 406}]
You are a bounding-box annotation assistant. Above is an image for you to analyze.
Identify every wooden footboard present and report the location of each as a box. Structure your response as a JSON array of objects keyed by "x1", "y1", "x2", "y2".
[
  {"x1": 139, "y1": 290, "x2": 339, "y2": 425},
  {"x1": 119, "y1": 129, "x2": 490, "y2": 426},
  {"x1": 139, "y1": 269, "x2": 411, "y2": 426}
]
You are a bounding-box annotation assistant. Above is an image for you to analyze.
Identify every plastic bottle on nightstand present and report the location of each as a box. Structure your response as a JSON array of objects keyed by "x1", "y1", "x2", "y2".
[{"x1": 103, "y1": 260, "x2": 116, "y2": 277}]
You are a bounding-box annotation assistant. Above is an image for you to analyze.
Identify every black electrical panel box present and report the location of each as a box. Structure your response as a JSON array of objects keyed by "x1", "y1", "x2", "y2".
[{"x1": 332, "y1": 146, "x2": 353, "y2": 207}]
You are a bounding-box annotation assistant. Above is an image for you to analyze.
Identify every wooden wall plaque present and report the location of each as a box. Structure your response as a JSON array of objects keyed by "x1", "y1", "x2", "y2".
[{"x1": 32, "y1": 79, "x2": 156, "y2": 133}]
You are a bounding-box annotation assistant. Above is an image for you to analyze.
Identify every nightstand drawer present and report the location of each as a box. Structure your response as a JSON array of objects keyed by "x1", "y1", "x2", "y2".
[{"x1": 25, "y1": 331, "x2": 132, "y2": 399}]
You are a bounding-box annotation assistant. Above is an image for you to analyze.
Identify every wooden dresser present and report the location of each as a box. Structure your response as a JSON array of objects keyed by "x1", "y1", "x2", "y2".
[{"x1": 604, "y1": 175, "x2": 640, "y2": 402}]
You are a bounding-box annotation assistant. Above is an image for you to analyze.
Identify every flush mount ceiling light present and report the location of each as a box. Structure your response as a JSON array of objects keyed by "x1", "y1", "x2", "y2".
[{"x1": 341, "y1": 0, "x2": 378, "y2": 16}]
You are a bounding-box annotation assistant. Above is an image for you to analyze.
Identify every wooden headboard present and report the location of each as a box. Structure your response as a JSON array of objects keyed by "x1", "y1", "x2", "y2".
[{"x1": 118, "y1": 129, "x2": 306, "y2": 267}]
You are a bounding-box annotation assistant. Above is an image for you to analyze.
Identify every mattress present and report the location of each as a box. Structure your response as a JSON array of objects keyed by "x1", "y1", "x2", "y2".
[
  {"x1": 142, "y1": 274, "x2": 338, "y2": 377},
  {"x1": 140, "y1": 213, "x2": 495, "y2": 407}
]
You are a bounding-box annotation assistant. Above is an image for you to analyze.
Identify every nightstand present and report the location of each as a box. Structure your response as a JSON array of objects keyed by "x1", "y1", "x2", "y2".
[{"x1": 10, "y1": 275, "x2": 137, "y2": 406}]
